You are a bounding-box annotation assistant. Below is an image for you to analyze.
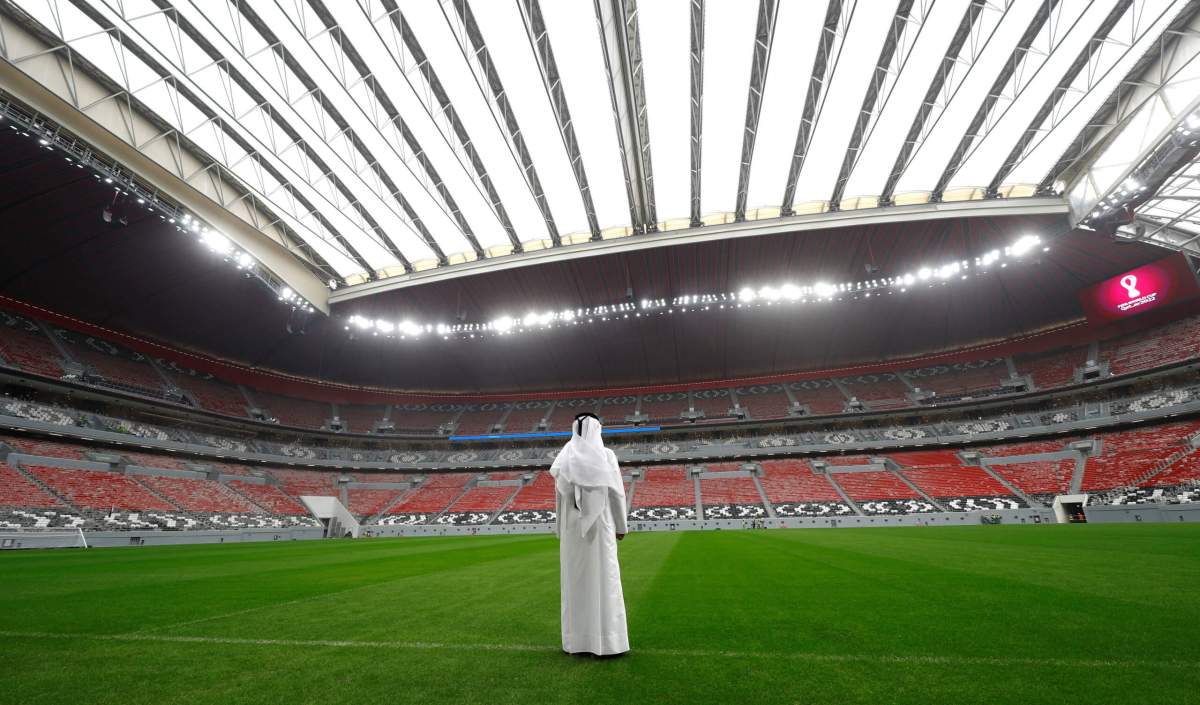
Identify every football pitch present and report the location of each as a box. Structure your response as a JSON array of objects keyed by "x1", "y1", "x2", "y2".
[{"x1": 2, "y1": 524, "x2": 1198, "y2": 705}]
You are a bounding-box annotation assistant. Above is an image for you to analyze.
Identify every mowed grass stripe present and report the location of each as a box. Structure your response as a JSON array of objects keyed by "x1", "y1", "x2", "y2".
[{"x1": 2, "y1": 629, "x2": 1197, "y2": 670}]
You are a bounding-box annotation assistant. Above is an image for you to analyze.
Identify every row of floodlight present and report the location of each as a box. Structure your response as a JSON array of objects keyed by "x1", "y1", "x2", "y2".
[{"x1": 343, "y1": 235, "x2": 1047, "y2": 342}]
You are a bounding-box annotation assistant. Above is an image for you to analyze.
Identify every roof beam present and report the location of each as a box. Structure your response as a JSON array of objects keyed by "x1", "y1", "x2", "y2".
[
  {"x1": 518, "y1": 0, "x2": 602, "y2": 240},
  {"x1": 1037, "y1": 0, "x2": 1200, "y2": 194},
  {"x1": 444, "y1": 0, "x2": 561, "y2": 247},
  {"x1": 594, "y1": 0, "x2": 656, "y2": 234},
  {"x1": 375, "y1": 0, "x2": 521, "y2": 253},
  {"x1": 829, "y1": 0, "x2": 915, "y2": 210},
  {"x1": 986, "y1": 0, "x2": 1134, "y2": 196},
  {"x1": 689, "y1": 0, "x2": 704, "y2": 226},
  {"x1": 270, "y1": 0, "x2": 463, "y2": 262},
  {"x1": 733, "y1": 0, "x2": 779, "y2": 221},
  {"x1": 931, "y1": 0, "x2": 1059, "y2": 200},
  {"x1": 881, "y1": 1, "x2": 989, "y2": 204},
  {"x1": 330, "y1": 196, "x2": 1069, "y2": 303},
  {"x1": 63, "y1": 0, "x2": 378, "y2": 281},
  {"x1": 0, "y1": 7, "x2": 333, "y2": 309},
  {"x1": 780, "y1": 0, "x2": 845, "y2": 216}
]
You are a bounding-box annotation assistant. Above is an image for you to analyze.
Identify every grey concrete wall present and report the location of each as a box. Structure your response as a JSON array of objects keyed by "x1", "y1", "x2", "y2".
[
  {"x1": 0, "y1": 526, "x2": 323, "y2": 550},
  {"x1": 1084, "y1": 504, "x2": 1200, "y2": 524}
]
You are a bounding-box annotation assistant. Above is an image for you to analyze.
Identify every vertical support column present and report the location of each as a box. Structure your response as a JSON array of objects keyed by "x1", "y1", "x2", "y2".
[{"x1": 693, "y1": 467, "x2": 704, "y2": 520}]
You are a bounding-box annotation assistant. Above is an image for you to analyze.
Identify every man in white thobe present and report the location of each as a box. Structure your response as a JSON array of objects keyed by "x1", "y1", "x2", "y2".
[{"x1": 551, "y1": 413, "x2": 629, "y2": 657}]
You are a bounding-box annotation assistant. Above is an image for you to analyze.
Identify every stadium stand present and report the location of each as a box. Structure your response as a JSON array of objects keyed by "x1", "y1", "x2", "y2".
[
  {"x1": 269, "y1": 468, "x2": 337, "y2": 497},
  {"x1": 1019, "y1": 347, "x2": 1086, "y2": 390},
  {"x1": 137, "y1": 475, "x2": 258, "y2": 514},
  {"x1": 545, "y1": 402, "x2": 594, "y2": 432},
  {"x1": 833, "y1": 471, "x2": 931, "y2": 515},
  {"x1": 28, "y1": 465, "x2": 175, "y2": 511},
  {"x1": 1100, "y1": 315, "x2": 1200, "y2": 376},
  {"x1": 440, "y1": 484, "x2": 519, "y2": 525},
  {"x1": 0, "y1": 461, "x2": 64, "y2": 508},
  {"x1": 733, "y1": 385, "x2": 791, "y2": 420},
  {"x1": 502, "y1": 403, "x2": 551, "y2": 433},
  {"x1": 902, "y1": 466, "x2": 1023, "y2": 510},
  {"x1": 390, "y1": 406, "x2": 457, "y2": 433},
  {"x1": 757, "y1": 460, "x2": 851, "y2": 516},
  {"x1": 494, "y1": 472, "x2": 557, "y2": 524},
  {"x1": 254, "y1": 392, "x2": 331, "y2": 430},
  {"x1": 629, "y1": 466, "x2": 695, "y2": 520},
  {"x1": 380, "y1": 473, "x2": 476, "y2": 524},
  {"x1": 0, "y1": 313, "x2": 65, "y2": 379},
  {"x1": 345, "y1": 488, "x2": 407, "y2": 518},
  {"x1": 166, "y1": 371, "x2": 250, "y2": 418},
  {"x1": 453, "y1": 407, "x2": 503, "y2": 436},
  {"x1": 598, "y1": 397, "x2": 638, "y2": 425},
  {"x1": 640, "y1": 394, "x2": 687, "y2": 422},
  {"x1": 698, "y1": 474, "x2": 765, "y2": 519},
  {"x1": 226, "y1": 481, "x2": 310, "y2": 515},
  {"x1": 1, "y1": 434, "x2": 86, "y2": 459},
  {"x1": 907, "y1": 360, "x2": 1008, "y2": 398},
  {"x1": 689, "y1": 390, "x2": 734, "y2": 420},
  {"x1": 790, "y1": 382, "x2": 845, "y2": 414},
  {"x1": 1081, "y1": 422, "x2": 1200, "y2": 491},
  {"x1": 121, "y1": 451, "x2": 190, "y2": 471},
  {"x1": 1144, "y1": 450, "x2": 1200, "y2": 487},
  {"x1": 840, "y1": 375, "x2": 911, "y2": 410},
  {"x1": 337, "y1": 405, "x2": 387, "y2": 433},
  {"x1": 989, "y1": 460, "x2": 1075, "y2": 498}
]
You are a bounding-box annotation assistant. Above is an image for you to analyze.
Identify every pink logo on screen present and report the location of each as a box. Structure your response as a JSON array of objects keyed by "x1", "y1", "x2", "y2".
[
  {"x1": 1116, "y1": 272, "x2": 1157, "y2": 312},
  {"x1": 1120, "y1": 275, "x2": 1141, "y2": 298}
]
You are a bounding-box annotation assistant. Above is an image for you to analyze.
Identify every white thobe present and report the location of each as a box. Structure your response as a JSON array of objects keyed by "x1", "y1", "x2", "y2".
[{"x1": 555, "y1": 472, "x2": 629, "y2": 656}]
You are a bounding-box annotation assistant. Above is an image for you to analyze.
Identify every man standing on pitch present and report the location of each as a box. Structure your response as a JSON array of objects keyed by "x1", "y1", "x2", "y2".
[{"x1": 551, "y1": 412, "x2": 629, "y2": 657}]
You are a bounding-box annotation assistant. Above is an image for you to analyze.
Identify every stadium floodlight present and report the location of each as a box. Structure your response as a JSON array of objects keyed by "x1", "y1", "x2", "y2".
[
  {"x1": 493, "y1": 316, "x2": 515, "y2": 333},
  {"x1": 760, "y1": 286, "x2": 781, "y2": 301},
  {"x1": 918, "y1": 267, "x2": 932, "y2": 281},
  {"x1": 903, "y1": 273, "x2": 915, "y2": 286},
  {"x1": 738, "y1": 287, "x2": 757, "y2": 302},
  {"x1": 351, "y1": 315, "x2": 371, "y2": 330},
  {"x1": 937, "y1": 263, "x2": 960, "y2": 279},
  {"x1": 399, "y1": 320, "x2": 422, "y2": 337},
  {"x1": 813, "y1": 282, "x2": 836, "y2": 298},
  {"x1": 1187, "y1": 112, "x2": 1200, "y2": 130},
  {"x1": 1010, "y1": 234, "x2": 1041, "y2": 256},
  {"x1": 561, "y1": 310, "x2": 576, "y2": 322},
  {"x1": 781, "y1": 284, "x2": 802, "y2": 300},
  {"x1": 538, "y1": 312, "x2": 554, "y2": 326},
  {"x1": 235, "y1": 252, "x2": 253, "y2": 269},
  {"x1": 981, "y1": 250, "x2": 1000, "y2": 266},
  {"x1": 203, "y1": 231, "x2": 232, "y2": 255},
  {"x1": 523, "y1": 312, "x2": 539, "y2": 327},
  {"x1": 375, "y1": 320, "x2": 395, "y2": 334}
]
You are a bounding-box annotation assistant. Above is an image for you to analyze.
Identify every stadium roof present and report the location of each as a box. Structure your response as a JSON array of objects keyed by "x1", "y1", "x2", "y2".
[{"x1": 1, "y1": 0, "x2": 1197, "y2": 310}]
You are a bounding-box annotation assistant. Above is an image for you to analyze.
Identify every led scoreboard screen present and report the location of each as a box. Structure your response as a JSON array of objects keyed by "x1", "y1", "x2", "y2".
[{"x1": 1079, "y1": 254, "x2": 1200, "y2": 323}]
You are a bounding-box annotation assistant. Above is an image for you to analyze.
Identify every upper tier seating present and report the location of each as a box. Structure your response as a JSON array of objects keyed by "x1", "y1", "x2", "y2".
[
  {"x1": 640, "y1": 394, "x2": 687, "y2": 422},
  {"x1": 0, "y1": 313, "x2": 64, "y2": 379},
  {"x1": 834, "y1": 472, "x2": 919, "y2": 500},
  {"x1": 502, "y1": 404, "x2": 551, "y2": 433},
  {"x1": 689, "y1": 391, "x2": 734, "y2": 420},
  {"x1": 29, "y1": 466, "x2": 175, "y2": 511},
  {"x1": 903, "y1": 466, "x2": 1012, "y2": 498},
  {"x1": 337, "y1": 405, "x2": 387, "y2": 433},
  {"x1": 1018, "y1": 347, "x2": 1086, "y2": 390},
  {"x1": 840, "y1": 375, "x2": 911, "y2": 410},
  {"x1": 598, "y1": 397, "x2": 638, "y2": 425},
  {"x1": 734, "y1": 385, "x2": 791, "y2": 420},
  {"x1": 908, "y1": 361, "x2": 1008, "y2": 398},
  {"x1": 49, "y1": 329, "x2": 165, "y2": 394},
  {"x1": 545, "y1": 402, "x2": 592, "y2": 432},
  {"x1": 791, "y1": 382, "x2": 846, "y2": 415},
  {"x1": 886, "y1": 450, "x2": 964, "y2": 467},
  {"x1": 227, "y1": 480, "x2": 309, "y2": 515},
  {"x1": 453, "y1": 408, "x2": 503, "y2": 435},
  {"x1": 386, "y1": 473, "x2": 474, "y2": 515},
  {"x1": 167, "y1": 372, "x2": 249, "y2": 418},
  {"x1": 390, "y1": 406, "x2": 456, "y2": 433},
  {"x1": 989, "y1": 460, "x2": 1075, "y2": 496},
  {"x1": 1101, "y1": 315, "x2": 1200, "y2": 376},
  {"x1": 977, "y1": 440, "x2": 1067, "y2": 457},
  {"x1": 0, "y1": 462, "x2": 63, "y2": 508},
  {"x1": 138, "y1": 475, "x2": 258, "y2": 513},
  {"x1": 254, "y1": 392, "x2": 331, "y2": 430},
  {"x1": 823, "y1": 455, "x2": 873, "y2": 466},
  {"x1": 632, "y1": 466, "x2": 693, "y2": 507}
]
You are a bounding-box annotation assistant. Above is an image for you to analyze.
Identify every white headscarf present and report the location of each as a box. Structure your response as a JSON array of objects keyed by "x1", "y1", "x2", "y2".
[{"x1": 550, "y1": 415, "x2": 623, "y2": 495}]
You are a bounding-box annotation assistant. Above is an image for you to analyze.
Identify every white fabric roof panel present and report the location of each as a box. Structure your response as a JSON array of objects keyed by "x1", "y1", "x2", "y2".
[{"x1": 7, "y1": 0, "x2": 1191, "y2": 285}]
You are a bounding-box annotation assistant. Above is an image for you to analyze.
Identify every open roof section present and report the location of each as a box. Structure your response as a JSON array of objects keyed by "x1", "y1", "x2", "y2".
[{"x1": 1, "y1": 0, "x2": 1192, "y2": 302}]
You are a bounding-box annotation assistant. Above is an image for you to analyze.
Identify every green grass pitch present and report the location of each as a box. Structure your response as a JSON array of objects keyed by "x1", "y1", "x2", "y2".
[{"x1": 2, "y1": 524, "x2": 1199, "y2": 704}]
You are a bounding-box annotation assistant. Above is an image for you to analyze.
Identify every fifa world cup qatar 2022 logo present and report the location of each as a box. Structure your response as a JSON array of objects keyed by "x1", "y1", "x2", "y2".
[{"x1": 1116, "y1": 274, "x2": 1157, "y2": 312}]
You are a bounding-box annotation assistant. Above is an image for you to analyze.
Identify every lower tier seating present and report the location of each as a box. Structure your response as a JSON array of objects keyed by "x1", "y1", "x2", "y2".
[{"x1": 628, "y1": 466, "x2": 694, "y2": 521}]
